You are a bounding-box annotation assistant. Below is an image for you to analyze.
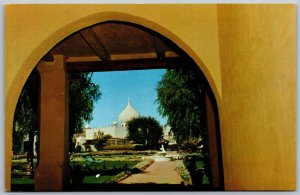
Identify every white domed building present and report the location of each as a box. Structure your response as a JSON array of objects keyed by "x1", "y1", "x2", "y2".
[
  {"x1": 82, "y1": 99, "x2": 140, "y2": 146},
  {"x1": 119, "y1": 99, "x2": 140, "y2": 127}
]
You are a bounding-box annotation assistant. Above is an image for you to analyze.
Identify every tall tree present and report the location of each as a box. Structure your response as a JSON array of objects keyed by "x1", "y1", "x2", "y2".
[
  {"x1": 127, "y1": 116, "x2": 163, "y2": 150},
  {"x1": 69, "y1": 72, "x2": 101, "y2": 152},
  {"x1": 157, "y1": 68, "x2": 214, "y2": 185},
  {"x1": 156, "y1": 68, "x2": 206, "y2": 146},
  {"x1": 13, "y1": 69, "x2": 39, "y2": 176},
  {"x1": 13, "y1": 70, "x2": 101, "y2": 171}
]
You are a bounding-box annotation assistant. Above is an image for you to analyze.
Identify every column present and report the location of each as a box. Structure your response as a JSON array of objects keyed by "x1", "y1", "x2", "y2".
[
  {"x1": 35, "y1": 55, "x2": 69, "y2": 191},
  {"x1": 205, "y1": 92, "x2": 221, "y2": 189}
]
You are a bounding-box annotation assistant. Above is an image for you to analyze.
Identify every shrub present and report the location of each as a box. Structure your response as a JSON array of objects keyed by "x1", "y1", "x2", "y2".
[
  {"x1": 175, "y1": 160, "x2": 192, "y2": 186},
  {"x1": 12, "y1": 154, "x2": 27, "y2": 160},
  {"x1": 127, "y1": 116, "x2": 163, "y2": 150},
  {"x1": 93, "y1": 131, "x2": 112, "y2": 150},
  {"x1": 70, "y1": 150, "x2": 156, "y2": 158},
  {"x1": 74, "y1": 145, "x2": 82, "y2": 153},
  {"x1": 131, "y1": 159, "x2": 154, "y2": 172},
  {"x1": 168, "y1": 143, "x2": 178, "y2": 151},
  {"x1": 103, "y1": 144, "x2": 134, "y2": 150},
  {"x1": 106, "y1": 171, "x2": 131, "y2": 184},
  {"x1": 132, "y1": 144, "x2": 146, "y2": 151},
  {"x1": 70, "y1": 163, "x2": 85, "y2": 186},
  {"x1": 181, "y1": 138, "x2": 199, "y2": 153},
  {"x1": 102, "y1": 144, "x2": 145, "y2": 151},
  {"x1": 183, "y1": 154, "x2": 207, "y2": 185}
]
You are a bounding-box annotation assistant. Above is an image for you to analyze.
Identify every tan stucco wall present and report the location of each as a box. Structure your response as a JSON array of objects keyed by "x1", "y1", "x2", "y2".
[
  {"x1": 5, "y1": 4, "x2": 296, "y2": 191},
  {"x1": 218, "y1": 4, "x2": 296, "y2": 190},
  {"x1": 5, "y1": 4, "x2": 221, "y2": 102}
]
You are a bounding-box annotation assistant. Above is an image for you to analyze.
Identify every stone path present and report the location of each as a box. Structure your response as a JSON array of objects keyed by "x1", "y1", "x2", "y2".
[{"x1": 119, "y1": 160, "x2": 183, "y2": 184}]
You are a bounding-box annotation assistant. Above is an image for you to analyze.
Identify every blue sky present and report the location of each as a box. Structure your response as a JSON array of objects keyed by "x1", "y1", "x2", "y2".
[{"x1": 87, "y1": 69, "x2": 167, "y2": 128}]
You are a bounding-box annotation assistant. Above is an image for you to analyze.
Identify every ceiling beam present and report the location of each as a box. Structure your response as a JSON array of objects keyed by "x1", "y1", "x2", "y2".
[
  {"x1": 66, "y1": 57, "x2": 186, "y2": 72},
  {"x1": 80, "y1": 28, "x2": 110, "y2": 63},
  {"x1": 66, "y1": 56, "x2": 101, "y2": 62},
  {"x1": 65, "y1": 52, "x2": 179, "y2": 63},
  {"x1": 153, "y1": 36, "x2": 166, "y2": 60},
  {"x1": 110, "y1": 53, "x2": 157, "y2": 61}
]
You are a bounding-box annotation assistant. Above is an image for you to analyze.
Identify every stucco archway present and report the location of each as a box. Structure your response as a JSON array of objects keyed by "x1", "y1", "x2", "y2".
[
  {"x1": 6, "y1": 11, "x2": 223, "y2": 191},
  {"x1": 7, "y1": 11, "x2": 221, "y2": 116}
]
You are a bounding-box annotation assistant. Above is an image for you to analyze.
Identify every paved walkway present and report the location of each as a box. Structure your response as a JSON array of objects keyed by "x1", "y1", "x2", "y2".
[{"x1": 119, "y1": 160, "x2": 183, "y2": 184}]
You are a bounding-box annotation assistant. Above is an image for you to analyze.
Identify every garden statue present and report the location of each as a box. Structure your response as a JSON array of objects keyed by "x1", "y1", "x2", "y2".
[{"x1": 160, "y1": 144, "x2": 166, "y2": 152}]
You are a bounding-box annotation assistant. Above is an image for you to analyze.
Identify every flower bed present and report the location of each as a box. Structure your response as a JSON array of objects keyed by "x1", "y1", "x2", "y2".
[
  {"x1": 103, "y1": 144, "x2": 134, "y2": 150},
  {"x1": 175, "y1": 160, "x2": 192, "y2": 186},
  {"x1": 103, "y1": 144, "x2": 146, "y2": 150},
  {"x1": 70, "y1": 154, "x2": 155, "y2": 185},
  {"x1": 71, "y1": 150, "x2": 156, "y2": 158},
  {"x1": 131, "y1": 158, "x2": 154, "y2": 172},
  {"x1": 106, "y1": 171, "x2": 132, "y2": 184},
  {"x1": 105, "y1": 158, "x2": 155, "y2": 184}
]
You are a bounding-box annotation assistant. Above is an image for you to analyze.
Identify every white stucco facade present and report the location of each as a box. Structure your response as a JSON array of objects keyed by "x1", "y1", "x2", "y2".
[
  {"x1": 76, "y1": 99, "x2": 140, "y2": 143},
  {"x1": 85, "y1": 125, "x2": 128, "y2": 140}
]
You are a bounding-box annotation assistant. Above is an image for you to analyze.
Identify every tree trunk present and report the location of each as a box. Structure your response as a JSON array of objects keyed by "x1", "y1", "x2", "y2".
[{"x1": 27, "y1": 131, "x2": 34, "y2": 177}]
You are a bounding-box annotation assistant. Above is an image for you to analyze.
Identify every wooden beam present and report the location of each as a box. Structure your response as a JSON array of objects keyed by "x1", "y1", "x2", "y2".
[
  {"x1": 165, "y1": 51, "x2": 179, "y2": 58},
  {"x1": 65, "y1": 52, "x2": 178, "y2": 63},
  {"x1": 110, "y1": 53, "x2": 157, "y2": 61},
  {"x1": 80, "y1": 28, "x2": 110, "y2": 63},
  {"x1": 153, "y1": 36, "x2": 166, "y2": 60},
  {"x1": 66, "y1": 56, "x2": 101, "y2": 62},
  {"x1": 66, "y1": 57, "x2": 186, "y2": 72}
]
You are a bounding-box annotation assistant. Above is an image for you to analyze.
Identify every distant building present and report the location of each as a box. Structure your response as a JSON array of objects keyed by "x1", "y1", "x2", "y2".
[
  {"x1": 74, "y1": 99, "x2": 174, "y2": 149},
  {"x1": 74, "y1": 99, "x2": 140, "y2": 148}
]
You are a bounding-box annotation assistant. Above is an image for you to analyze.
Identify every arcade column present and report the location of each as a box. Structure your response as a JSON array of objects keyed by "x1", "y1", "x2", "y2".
[{"x1": 35, "y1": 55, "x2": 69, "y2": 191}]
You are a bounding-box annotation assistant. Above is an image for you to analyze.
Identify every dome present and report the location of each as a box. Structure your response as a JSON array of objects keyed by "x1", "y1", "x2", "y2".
[{"x1": 119, "y1": 99, "x2": 140, "y2": 124}]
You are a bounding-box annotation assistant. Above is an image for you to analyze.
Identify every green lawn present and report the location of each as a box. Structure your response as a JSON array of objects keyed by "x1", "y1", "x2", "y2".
[
  {"x1": 12, "y1": 159, "x2": 141, "y2": 186},
  {"x1": 103, "y1": 160, "x2": 140, "y2": 170},
  {"x1": 11, "y1": 178, "x2": 34, "y2": 185},
  {"x1": 83, "y1": 175, "x2": 112, "y2": 184},
  {"x1": 12, "y1": 160, "x2": 37, "y2": 170}
]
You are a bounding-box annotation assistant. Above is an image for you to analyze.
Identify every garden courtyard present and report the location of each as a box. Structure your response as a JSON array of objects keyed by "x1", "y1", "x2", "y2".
[{"x1": 11, "y1": 150, "x2": 211, "y2": 191}]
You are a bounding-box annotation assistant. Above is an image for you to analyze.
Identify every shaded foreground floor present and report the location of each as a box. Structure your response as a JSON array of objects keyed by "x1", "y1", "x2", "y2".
[
  {"x1": 119, "y1": 160, "x2": 182, "y2": 184},
  {"x1": 11, "y1": 160, "x2": 217, "y2": 191},
  {"x1": 12, "y1": 183, "x2": 215, "y2": 192}
]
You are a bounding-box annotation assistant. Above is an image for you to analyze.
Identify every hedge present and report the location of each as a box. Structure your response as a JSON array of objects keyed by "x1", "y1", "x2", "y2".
[
  {"x1": 103, "y1": 144, "x2": 146, "y2": 150},
  {"x1": 105, "y1": 158, "x2": 154, "y2": 184},
  {"x1": 175, "y1": 160, "x2": 192, "y2": 186},
  {"x1": 70, "y1": 150, "x2": 156, "y2": 158}
]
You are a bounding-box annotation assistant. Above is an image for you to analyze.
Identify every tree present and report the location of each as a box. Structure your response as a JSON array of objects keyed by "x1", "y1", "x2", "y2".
[
  {"x1": 156, "y1": 68, "x2": 213, "y2": 184},
  {"x1": 13, "y1": 69, "x2": 39, "y2": 176},
  {"x1": 93, "y1": 131, "x2": 112, "y2": 150},
  {"x1": 127, "y1": 116, "x2": 163, "y2": 150},
  {"x1": 156, "y1": 68, "x2": 206, "y2": 146},
  {"x1": 13, "y1": 70, "x2": 101, "y2": 172},
  {"x1": 69, "y1": 72, "x2": 101, "y2": 152}
]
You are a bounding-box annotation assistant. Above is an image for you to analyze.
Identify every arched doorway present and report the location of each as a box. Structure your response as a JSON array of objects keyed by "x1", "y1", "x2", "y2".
[{"x1": 9, "y1": 13, "x2": 223, "y2": 191}]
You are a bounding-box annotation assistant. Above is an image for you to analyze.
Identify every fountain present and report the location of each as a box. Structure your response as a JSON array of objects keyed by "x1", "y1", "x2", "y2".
[
  {"x1": 142, "y1": 144, "x2": 184, "y2": 162},
  {"x1": 144, "y1": 144, "x2": 169, "y2": 162}
]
